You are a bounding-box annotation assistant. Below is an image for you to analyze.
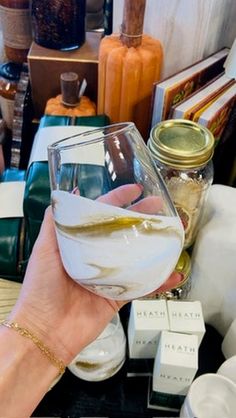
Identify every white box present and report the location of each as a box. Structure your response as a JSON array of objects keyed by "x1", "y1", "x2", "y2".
[
  {"x1": 167, "y1": 300, "x2": 206, "y2": 345},
  {"x1": 153, "y1": 330, "x2": 198, "y2": 396},
  {"x1": 127, "y1": 300, "x2": 169, "y2": 359}
]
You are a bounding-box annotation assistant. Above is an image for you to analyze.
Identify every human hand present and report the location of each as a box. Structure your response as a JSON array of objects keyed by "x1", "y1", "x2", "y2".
[{"x1": 10, "y1": 184, "x2": 182, "y2": 365}]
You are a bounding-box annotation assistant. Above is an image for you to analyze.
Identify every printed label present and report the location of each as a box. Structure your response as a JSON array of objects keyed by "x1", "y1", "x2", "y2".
[
  {"x1": 0, "y1": 96, "x2": 14, "y2": 129},
  {"x1": 0, "y1": 6, "x2": 32, "y2": 49}
]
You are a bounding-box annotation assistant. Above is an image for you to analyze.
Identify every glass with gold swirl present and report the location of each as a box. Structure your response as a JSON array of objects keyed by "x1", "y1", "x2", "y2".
[
  {"x1": 68, "y1": 313, "x2": 126, "y2": 381},
  {"x1": 48, "y1": 122, "x2": 184, "y2": 300}
]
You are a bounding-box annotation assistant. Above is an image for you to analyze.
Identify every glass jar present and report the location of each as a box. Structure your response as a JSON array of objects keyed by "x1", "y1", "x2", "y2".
[
  {"x1": 31, "y1": 0, "x2": 86, "y2": 51},
  {"x1": 148, "y1": 119, "x2": 214, "y2": 249}
]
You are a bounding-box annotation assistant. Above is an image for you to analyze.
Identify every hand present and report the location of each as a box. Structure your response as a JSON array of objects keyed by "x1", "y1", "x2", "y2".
[{"x1": 10, "y1": 184, "x2": 182, "y2": 365}]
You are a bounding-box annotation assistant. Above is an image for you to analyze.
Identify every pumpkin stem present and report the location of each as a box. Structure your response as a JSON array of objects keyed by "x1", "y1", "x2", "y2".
[
  {"x1": 60, "y1": 72, "x2": 80, "y2": 107},
  {"x1": 120, "y1": 0, "x2": 146, "y2": 48}
]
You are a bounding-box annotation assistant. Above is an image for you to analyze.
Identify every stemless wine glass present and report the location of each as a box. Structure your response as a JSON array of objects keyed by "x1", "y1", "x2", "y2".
[
  {"x1": 68, "y1": 313, "x2": 126, "y2": 382},
  {"x1": 48, "y1": 122, "x2": 184, "y2": 300}
]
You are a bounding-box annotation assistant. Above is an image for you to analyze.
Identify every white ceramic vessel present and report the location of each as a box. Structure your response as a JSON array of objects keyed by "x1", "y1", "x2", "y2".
[
  {"x1": 68, "y1": 314, "x2": 126, "y2": 382},
  {"x1": 179, "y1": 373, "x2": 236, "y2": 418}
]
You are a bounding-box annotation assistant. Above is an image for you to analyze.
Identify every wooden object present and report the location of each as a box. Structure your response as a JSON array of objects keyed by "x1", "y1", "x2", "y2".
[
  {"x1": 0, "y1": 278, "x2": 21, "y2": 321},
  {"x1": 113, "y1": 0, "x2": 236, "y2": 79},
  {"x1": 97, "y1": 0, "x2": 163, "y2": 140},
  {"x1": 28, "y1": 32, "x2": 101, "y2": 118}
]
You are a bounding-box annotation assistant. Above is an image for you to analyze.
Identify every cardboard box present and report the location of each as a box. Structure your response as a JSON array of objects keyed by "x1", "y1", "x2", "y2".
[
  {"x1": 152, "y1": 330, "x2": 198, "y2": 396},
  {"x1": 167, "y1": 300, "x2": 206, "y2": 346},
  {"x1": 28, "y1": 32, "x2": 101, "y2": 118},
  {"x1": 127, "y1": 300, "x2": 169, "y2": 359}
]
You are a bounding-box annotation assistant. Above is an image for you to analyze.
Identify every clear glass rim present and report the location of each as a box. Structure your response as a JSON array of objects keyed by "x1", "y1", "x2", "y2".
[{"x1": 47, "y1": 122, "x2": 135, "y2": 152}]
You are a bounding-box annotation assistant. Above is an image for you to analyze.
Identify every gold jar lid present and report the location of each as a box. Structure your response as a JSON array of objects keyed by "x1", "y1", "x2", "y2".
[
  {"x1": 149, "y1": 119, "x2": 214, "y2": 169},
  {"x1": 172, "y1": 250, "x2": 191, "y2": 289}
]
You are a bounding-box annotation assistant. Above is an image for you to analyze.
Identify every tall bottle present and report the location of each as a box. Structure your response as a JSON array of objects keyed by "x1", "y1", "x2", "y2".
[
  {"x1": 0, "y1": 0, "x2": 32, "y2": 63},
  {"x1": 31, "y1": 0, "x2": 86, "y2": 51}
]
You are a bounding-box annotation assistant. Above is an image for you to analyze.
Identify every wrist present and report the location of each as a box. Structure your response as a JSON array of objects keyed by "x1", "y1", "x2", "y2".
[
  {"x1": 0, "y1": 325, "x2": 60, "y2": 417},
  {"x1": 1, "y1": 320, "x2": 66, "y2": 375},
  {"x1": 8, "y1": 302, "x2": 78, "y2": 365}
]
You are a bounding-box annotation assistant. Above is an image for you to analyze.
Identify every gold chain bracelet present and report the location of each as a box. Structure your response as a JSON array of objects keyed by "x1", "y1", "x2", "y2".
[{"x1": 0, "y1": 321, "x2": 66, "y2": 376}]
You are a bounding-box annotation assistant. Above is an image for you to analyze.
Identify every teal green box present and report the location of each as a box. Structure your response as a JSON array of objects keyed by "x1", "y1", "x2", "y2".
[
  {"x1": 24, "y1": 114, "x2": 110, "y2": 252},
  {"x1": 0, "y1": 168, "x2": 26, "y2": 282}
]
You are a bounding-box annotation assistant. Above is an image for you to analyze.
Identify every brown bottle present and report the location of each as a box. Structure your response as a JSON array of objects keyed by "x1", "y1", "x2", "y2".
[{"x1": 0, "y1": 0, "x2": 32, "y2": 63}]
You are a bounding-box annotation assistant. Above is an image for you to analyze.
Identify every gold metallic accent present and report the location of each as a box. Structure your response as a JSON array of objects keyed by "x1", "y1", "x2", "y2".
[
  {"x1": 172, "y1": 250, "x2": 191, "y2": 289},
  {"x1": 149, "y1": 119, "x2": 214, "y2": 169},
  {"x1": 75, "y1": 358, "x2": 125, "y2": 378},
  {"x1": 54, "y1": 215, "x2": 166, "y2": 238},
  {"x1": 75, "y1": 360, "x2": 103, "y2": 371},
  {"x1": 0, "y1": 321, "x2": 66, "y2": 376}
]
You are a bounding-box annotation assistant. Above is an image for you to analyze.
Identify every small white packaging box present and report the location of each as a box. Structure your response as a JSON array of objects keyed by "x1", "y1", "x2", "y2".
[
  {"x1": 153, "y1": 330, "x2": 198, "y2": 396},
  {"x1": 167, "y1": 300, "x2": 206, "y2": 345},
  {"x1": 127, "y1": 299, "x2": 169, "y2": 359}
]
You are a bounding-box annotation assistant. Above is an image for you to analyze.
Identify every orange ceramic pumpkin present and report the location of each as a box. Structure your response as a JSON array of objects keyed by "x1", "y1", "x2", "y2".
[{"x1": 45, "y1": 94, "x2": 97, "y2": 117}]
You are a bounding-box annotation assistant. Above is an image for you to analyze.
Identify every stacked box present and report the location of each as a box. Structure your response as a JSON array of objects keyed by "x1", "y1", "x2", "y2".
[{"x1": 23, "y1": 115, "x2": 110, "y2": 252}]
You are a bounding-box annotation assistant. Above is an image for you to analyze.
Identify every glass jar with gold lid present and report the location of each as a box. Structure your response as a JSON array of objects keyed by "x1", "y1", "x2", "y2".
[{"x1": 148, "y1": 119, "x2": 214, "y2": 249}]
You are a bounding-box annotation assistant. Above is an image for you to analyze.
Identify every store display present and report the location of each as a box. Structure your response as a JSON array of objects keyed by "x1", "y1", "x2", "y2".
[
  {"x1": 148, "y1": 119, "x2": 214, "y2": 249},
  {"x1": 31, "y1": 0, "x2": 86, "y2": 51},
  {"x1": 0, "y1": 0, "x2": 32, "y2": 63},
  {"x1": 97, "y1": 0, "x2": 163, "y2": 140},
  {"x1": 44, "y1": 72, "x2": 96, "y2": 117},
  {"x1": 0, "y1": 2, "x2": 235, "y2": 416},
  {"x1": 68, "y1": 313, "x2": 126, "y2": 381}
]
